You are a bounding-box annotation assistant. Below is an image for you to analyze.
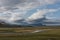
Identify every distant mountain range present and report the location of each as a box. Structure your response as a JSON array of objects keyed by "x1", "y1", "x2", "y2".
[{"x1": 0, "y1": 16, "x2": 60, "y2": 27}]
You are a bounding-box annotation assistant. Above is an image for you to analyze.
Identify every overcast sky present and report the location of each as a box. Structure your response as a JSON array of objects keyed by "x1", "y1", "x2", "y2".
[{"x1": 0, "y1": 0, "x2": 60, "y2": 24}]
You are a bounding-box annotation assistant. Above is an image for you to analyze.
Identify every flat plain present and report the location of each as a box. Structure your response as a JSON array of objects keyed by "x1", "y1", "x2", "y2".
[{"x1": 0, "y1": 27, "x2": 60, "y2": 40}]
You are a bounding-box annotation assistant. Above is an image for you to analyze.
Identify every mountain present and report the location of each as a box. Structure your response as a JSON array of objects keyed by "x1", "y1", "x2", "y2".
[
  {"x1": 0, "y1": 16, "x2": 46, "y2": 26},
  {"x1": 0, "y1": 16, "x2": 60, "y2": 27}
]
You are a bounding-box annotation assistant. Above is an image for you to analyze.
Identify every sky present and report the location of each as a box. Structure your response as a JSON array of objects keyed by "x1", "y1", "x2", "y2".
[{"x1": 0, "y1": 0, "x2": 60, "y2": 25}]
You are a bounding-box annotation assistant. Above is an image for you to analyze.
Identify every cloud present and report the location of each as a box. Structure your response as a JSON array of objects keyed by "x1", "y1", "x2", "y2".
[
  {"x1": 0, "y1": 0, "x2": 59, "y2": 12},
  {"x1": 0, "y1": 0, "x2": 40, "y2": 22},
  {"x1": 0, "y1": 0, "x2": 60, "y2": 25},
  {"x1": 0, "y1": 10, "x2": 27, "y2": 22},
  {"x1": 0, "y1": 0, "x2": 39, "y2": 12},
  {"x1": 26, "y1": 8, "x2": 59, "y2": 21},
  {"x1": 38, "y1": 0, "x2": 60, "y2": 6}
]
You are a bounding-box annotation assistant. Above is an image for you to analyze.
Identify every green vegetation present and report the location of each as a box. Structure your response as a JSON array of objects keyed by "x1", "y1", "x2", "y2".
[
  {"x1": 0, "y1": 30, "x2": 60, "y2": 40},
  {"x1": 0, "y1": 27, "x2": 59, "y2": 40}
]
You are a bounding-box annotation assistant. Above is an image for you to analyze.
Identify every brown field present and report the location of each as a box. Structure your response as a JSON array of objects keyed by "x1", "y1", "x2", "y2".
[{"x1": 0, "y1": 27, "x2": 59, "y2": 40}]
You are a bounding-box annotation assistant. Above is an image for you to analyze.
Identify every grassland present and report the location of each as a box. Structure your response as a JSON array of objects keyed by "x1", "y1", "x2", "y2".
[{"x1": 0, "y1": 27, "x2": 60, "y2": 40}]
